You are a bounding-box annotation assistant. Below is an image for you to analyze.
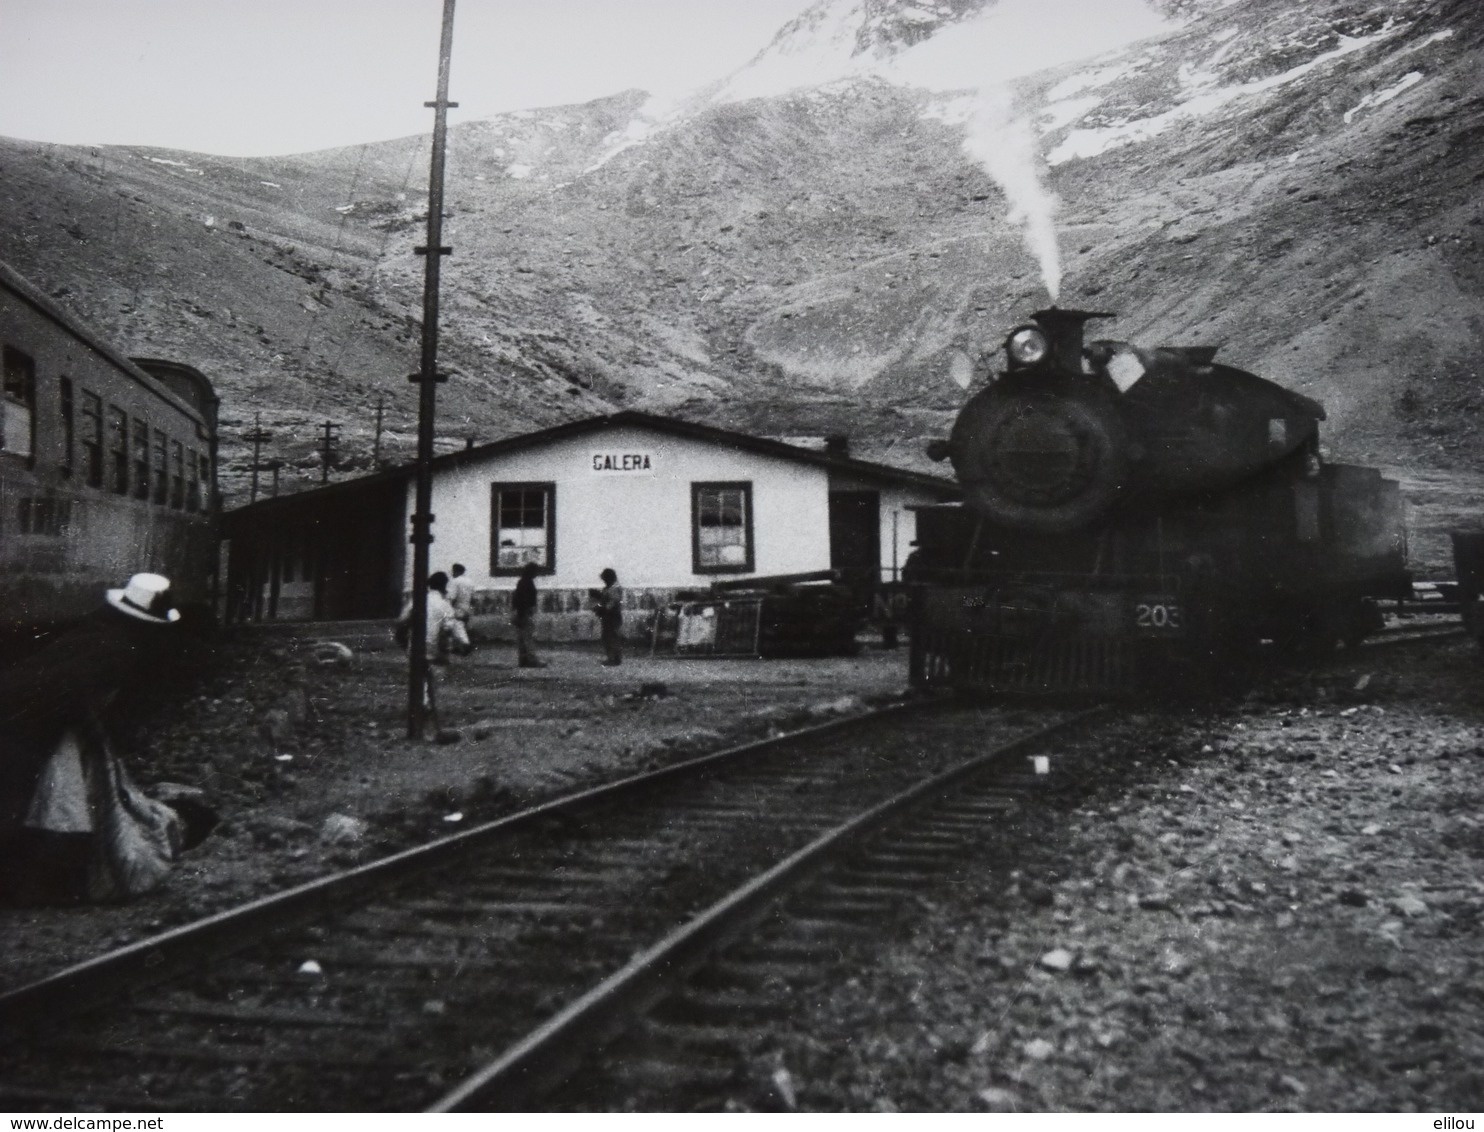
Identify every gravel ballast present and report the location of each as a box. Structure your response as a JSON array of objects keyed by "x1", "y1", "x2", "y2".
[{"x1": 745, "y1": 636, "x2": 1484, "y2": 1112}]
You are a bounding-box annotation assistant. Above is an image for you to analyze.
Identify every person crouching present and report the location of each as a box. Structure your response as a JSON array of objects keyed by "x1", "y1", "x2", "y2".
[{"x1": 0, "y1": 574, "x2": 216, "y2": 905}]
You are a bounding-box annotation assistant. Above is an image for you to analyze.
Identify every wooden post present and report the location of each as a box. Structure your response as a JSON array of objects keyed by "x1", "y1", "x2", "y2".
[{"x1": 408, "y1": 0, "x2": 458, "y2": 739}]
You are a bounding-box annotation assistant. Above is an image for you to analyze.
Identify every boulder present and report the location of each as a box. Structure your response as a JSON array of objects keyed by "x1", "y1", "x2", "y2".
[
  {"x1": 258, "y1": 708, "x2": 294, "y2": 748},
  {"x1": 319, "y1": 813, "x2": 369, "y2": 846},
  {"x1": 1039, "y1": 948, "x2": 1075, "y2": 972},
  {"x1": 1392, "y1": 893, "x2": 1429, "y2": 918},
  {"x1": 312, "y1": 641, "x2": 354, "y2": 668},
  {"x1": 977, "y1": 1086, "x2": 1022, "y2": 1112}
]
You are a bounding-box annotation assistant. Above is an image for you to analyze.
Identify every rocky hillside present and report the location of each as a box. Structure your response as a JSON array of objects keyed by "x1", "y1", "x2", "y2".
[{"x1": 0, "y1": 0, "x2": 1480, "y2": 503}]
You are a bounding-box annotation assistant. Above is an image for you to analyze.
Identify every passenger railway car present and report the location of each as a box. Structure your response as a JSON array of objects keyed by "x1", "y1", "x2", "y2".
[
  {"x1": 909, "y1": 308, "x2": 1410, "y2": 693},
  {"x1": 0, "y1": 260, "x2": 218, "y2": 645}
]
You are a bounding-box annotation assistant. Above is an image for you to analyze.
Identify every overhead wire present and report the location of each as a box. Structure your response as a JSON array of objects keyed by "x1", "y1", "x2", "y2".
[{"x1": 307, "y1": 137, "x2": 424, "y2": 416}]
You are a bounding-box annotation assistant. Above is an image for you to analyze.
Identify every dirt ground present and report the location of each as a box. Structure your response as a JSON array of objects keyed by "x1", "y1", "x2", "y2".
[
  {"x1": 4, "y1": 617, "x2": 1483, "y2": 1113},
  {"x1": 0, "y1": 633, "x2": 912, "y2": 991}
]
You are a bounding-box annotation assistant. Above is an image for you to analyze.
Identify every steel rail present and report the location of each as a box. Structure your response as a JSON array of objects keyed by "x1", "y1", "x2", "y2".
[
  {"x1": 1360, "y1": 622, "x2": 1466, "y2": 647},
  {"x1": 430, "y1": 705, "x2": 1110, "y2": 1111},
  {"x1": 0, "y1": 700, "x2": 928, "y2": 1034}
]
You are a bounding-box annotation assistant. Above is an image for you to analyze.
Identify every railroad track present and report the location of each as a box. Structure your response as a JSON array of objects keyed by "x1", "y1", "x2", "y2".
[
  {"x1": 0, "y1": 701, "x2": 1102, "y2": 1112},
  {"x1": 1362, "y1": 617, "x2": 1465, "y2": 648},
  {"x1": 445, "y1": 707, "x2": 1111, "y2": 1112}
]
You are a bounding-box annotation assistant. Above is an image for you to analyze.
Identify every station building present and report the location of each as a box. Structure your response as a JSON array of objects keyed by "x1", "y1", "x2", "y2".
[{"x1": 223, "y1": 411, "x2": 958, "y2": 639}]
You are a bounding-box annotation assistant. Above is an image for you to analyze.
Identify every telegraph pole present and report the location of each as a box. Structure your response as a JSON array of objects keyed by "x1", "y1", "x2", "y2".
[
  {"x1": 372, "y1": 395, "x2": 385, "y2": 467},
  {"x1": 408, "y1": 0, "x2": 457, "y2": 739},
  {"x1": 317, "y1": 419, "x2": 340, "y2": 483},
  {"x1": 243, "y1": 412, "x2": 273, "y2": 504}
]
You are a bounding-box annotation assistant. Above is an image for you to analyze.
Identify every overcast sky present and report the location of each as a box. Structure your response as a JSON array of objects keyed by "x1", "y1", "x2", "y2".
[{"x1": 0, "y1": 0, "x2": 816, "y2": 156}]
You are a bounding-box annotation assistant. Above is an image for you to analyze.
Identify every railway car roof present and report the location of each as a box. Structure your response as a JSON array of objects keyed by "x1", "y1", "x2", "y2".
[{"x1": 0, "y1": 259, "x2": 209, "y2": 424}]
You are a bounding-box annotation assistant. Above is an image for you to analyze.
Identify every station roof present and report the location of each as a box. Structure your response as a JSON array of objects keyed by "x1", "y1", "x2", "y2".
[{"x1": 226, "y1": 409, "x2": 960, "y2": 519}]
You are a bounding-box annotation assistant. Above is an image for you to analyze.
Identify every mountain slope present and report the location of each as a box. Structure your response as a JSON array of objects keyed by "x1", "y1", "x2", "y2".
[{"x1": 1, "y1": 0, "x2": 1480, "y2": 501}]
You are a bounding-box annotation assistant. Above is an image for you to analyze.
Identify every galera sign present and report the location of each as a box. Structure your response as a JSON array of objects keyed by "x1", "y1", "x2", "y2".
[{"x1": 590, "y1": 451, "x2": 655, "y2": 475}]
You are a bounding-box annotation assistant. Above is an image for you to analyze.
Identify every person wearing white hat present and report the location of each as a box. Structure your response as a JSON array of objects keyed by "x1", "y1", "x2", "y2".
[
  {"x1": 0, "y1": 573, "x2": 213, "y2": 904},
  {"x1": 105, "y1": 572, "x2": 182, "y2": 625}
]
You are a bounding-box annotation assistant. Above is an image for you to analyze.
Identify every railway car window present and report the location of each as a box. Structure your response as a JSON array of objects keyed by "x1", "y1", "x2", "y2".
[
  {"x1": 152, "y1": 429, "x2": 168, "y2": 504},
  {"x1": 198, "y1": 453, "x2": 211, "y2": 509},
  {"x1": 3, "y1": 347, "x2": 37, "y2": 460},
  {"x1": 81, "y1": 391, "x2": 103, "y2": 487},
  {"x1": 133, "y1": 418, "x2": 150, "y2": 500},
  {"x1": 59, "y1": 378, "x2": 74, "y2": 475},
  {"x1": 18, "y1": 497, "x2": 70, "y2": 536},
  {"x1": 170, "y1": 440, "x2": 185, "y2": 509},
  {"x1": 490, "y1": 482, "x2": 555, "y2": 573},
  {"x1": 187, "y1": 446, "x2": 200, "y2": 512},
  {"x1": 692, "y1": 482, "x2": 754, "y2": 573},
  {"x1": 108, "y1": 406, "x2": 128, "y2": 494}
]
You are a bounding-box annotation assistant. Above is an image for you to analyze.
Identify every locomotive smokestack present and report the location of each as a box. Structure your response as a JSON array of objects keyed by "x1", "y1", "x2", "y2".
[{"x1": 1031, "y1": 308, "x2": 1114, "y2": 374}]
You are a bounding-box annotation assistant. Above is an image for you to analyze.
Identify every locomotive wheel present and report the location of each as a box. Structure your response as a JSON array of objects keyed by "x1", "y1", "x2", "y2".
[{"x1": 950, "y1": 380, "x2": 1129, "y2": 533}]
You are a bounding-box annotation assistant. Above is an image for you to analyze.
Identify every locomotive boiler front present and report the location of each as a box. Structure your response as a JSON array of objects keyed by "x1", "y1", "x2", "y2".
[{"x1": 938, "y1": 309, "x2": 1328, "y2": 533}]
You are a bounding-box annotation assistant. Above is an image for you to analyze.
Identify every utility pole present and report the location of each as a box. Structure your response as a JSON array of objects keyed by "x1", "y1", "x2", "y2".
[
  {"x1": 243, "y1": 412, "x2": 273, "y2": 504},
  {"x1": 408, "y1": 0, "x2": 458, "y2": 740},
  {"x1": 250, "y1": 457, "x2": 284, "y2": 498},
  {"x1": 317, "y1": 419, "x2": 340, "y2": 483},
  {"x1": 372, "y1": 395, "x2": 385, "y2": 467}
]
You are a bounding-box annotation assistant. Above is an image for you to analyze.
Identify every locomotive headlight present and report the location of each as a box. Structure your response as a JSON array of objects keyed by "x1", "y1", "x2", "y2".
[{"x1": 1006, "y1": 325, "x2": 1049, "y2": 366}]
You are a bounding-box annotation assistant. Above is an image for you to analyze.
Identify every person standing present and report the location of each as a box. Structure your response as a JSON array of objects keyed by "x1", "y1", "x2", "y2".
[
  {"x1": 397, "y1": 571, "x2": 468, "y2": 663},
  {"x1": 447, "y1": 563, "x2": 475, "y2": 641},
  {"x1": 591, "y1": 567, "x2": 624, "y2": 667},
  {"x1": 511, "y1": 561, "x2": 545, "y2": 668}
]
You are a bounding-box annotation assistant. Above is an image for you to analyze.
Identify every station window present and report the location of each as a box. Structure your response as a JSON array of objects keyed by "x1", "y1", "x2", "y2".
[
  {"x1": 152, "y1": 429, "x2": 168, "y2": 504},
  {"x1": 490, "y1": 482, "x2": 555, "y2": 574},
  {"x1": 170, "y1": 440, "x2": 184, "y2": 509},
  {"x1": 692, "y1": 482, "x2": 754, "y2": 574},
  {"x1": 133, "y1": 418, "x2": 150, "y2": 500},
  {"x1": 2, "y1": 347, "x2": 37, "y2": 461},
  {"x1": 108, "y1": 406, "x2": 128, "y2": 494},
  {"x1": 59, "y1": 378, "x2": 74, "y2": 476},
  {"x1": 81, "y1": 391, "x2": 103, "y2": 487},
  {"x1": 186, "y1": 446, "x2": 200, "y2": 512}
]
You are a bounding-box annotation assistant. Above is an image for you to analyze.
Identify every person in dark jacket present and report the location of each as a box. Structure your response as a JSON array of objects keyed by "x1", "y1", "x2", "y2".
[
  {"x1": 511, "y1": 562, "x2": 545, "y2": 668},
  {"x1": 0, "y1": 573, "x2": 215, "y2": 904},
  {"x1": 591, "y1": 567, "x2": 624, "y2": 666}
]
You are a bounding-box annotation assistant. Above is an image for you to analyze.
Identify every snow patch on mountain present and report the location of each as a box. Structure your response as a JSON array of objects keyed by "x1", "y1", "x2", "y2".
[
  {"x1": 586, "y1": 0, "x2": 1177, "y2": 179},
  {"x1": 1041, "y1": 95, "x2": 1103, "y2": 132},
  {"x1": 1046, "y1": 56, "x2": 1156, "y2": 101},
  {"x1": 1343, "y1": 70, "x2": 1424, "y2": 123},
  {"x1": 886, "y1": 0, "x2": 1171, "y2": 92},
  {"x1": 1047, "y1": 21, "x2": 1403, "y2": 165}
]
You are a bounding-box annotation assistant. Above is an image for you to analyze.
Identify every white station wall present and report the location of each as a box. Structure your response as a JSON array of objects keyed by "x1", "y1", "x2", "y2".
[{"x1": 403, "y1": 423, "x2": 834, "y2": 593}]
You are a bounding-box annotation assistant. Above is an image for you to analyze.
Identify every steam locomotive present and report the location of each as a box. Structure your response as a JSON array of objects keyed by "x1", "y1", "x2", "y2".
[{"x1": 909, "y1": 308, "x2": 1410, "y2": 693}]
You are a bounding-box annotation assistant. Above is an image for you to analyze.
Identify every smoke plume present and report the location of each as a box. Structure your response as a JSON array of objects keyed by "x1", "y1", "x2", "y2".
[{"x1": 961, "y1": 85, "x2": 1062, "y2": 301}]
